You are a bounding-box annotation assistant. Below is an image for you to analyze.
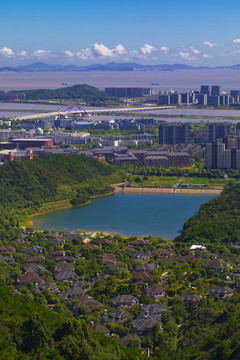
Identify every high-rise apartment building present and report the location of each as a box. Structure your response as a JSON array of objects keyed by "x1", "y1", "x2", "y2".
[
  {"x1": 200, "y1": 85, "x2": 211, "y2": 95},
  {"x1": 159, "y1": 124, "x2": 191, "y2": 145},
  {"x1": 207, "y1": 96, "x2": 220, "y2": 106},
  {"x1": 205, "y1": 138, "x2": 240, "y2": 169},
  {"x1": 170, "y1": 93, "x2": 181, "y2": 105},
  {"x1": 198, "y1": 94, "x2": 208, "y2": 105},
  {"x1": 180, "y1": 93, "x2": 190, "y2": 104},
  {"x1": 159, "y1": 94, "x2": 170, "y2": 105},
  {"x1": 209, "y1": 123, "x2": 230, "y2": 142},
  {"x1": 211, "y1": 86, "x2": 221, "y2": 96}
]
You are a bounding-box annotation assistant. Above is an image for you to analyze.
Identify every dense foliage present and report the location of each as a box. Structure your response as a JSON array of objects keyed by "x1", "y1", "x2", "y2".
[
  {"x1": 176, "y1": 182, "x2": 240, "y2": 245},
  {"x1": 0, "y1": 288, "x2": 144, "y2": 360},
  {"x1": 0, "y1": 154, "x2": 122, "y2": 210}
]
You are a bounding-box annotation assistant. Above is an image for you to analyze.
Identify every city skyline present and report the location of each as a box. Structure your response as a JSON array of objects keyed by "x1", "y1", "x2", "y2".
[{"x1": 2, "y1": 0, "x2": 240, "y2": 67}]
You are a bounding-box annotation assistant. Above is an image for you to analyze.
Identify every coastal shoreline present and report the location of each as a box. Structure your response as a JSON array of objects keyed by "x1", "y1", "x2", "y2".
[{"x1": 114, "y1": 186, "x2": 222, "y2": 195}]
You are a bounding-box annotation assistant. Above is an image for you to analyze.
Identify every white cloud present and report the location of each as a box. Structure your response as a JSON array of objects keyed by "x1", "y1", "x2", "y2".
[
  {"x1": 179, "y1": 51, "x2": 190, "y2": 59},
  {"x1": 202, "y1": 53, "x2": 212, "y2": 59},
  {"x1": 17, "y1": 50, "x2": 27, "y2": 57},
  {"x1": 179, "y1": 51, "x2": 196, "y2": 61},
  {"x1": 114, "y1": 44, "x2": 125, "y2": 55},
  {"x1": 65, "y1": 50, "x2": 75, "y2": 59},
  {"x1": 65, "y1": 44, "x2": 126, "y2": 61},
  {"x1": 231, "y1": 39, "x2": 240, "y2": 44},
  {"x1": 33, "y1": 50, "x2": 56, "y2": 58},
  {"x1": 93, "y1": 43, "x2": 113, "y2": 57},
  {"x1": 160, "y1": 46, "x2": 170, "y2": 52},
  {"x1": 140, "y1": 43, "x2": 157, "y2": 55},
  {"x1": 190, "y1": 46, "x2": 200, "y2": 54},
  {"x1": 76, "y1": 48, "x2": 93, "y2": 60},
  {"x1": 203, "y1": 41, "x2": 217, "y2": 48},
  {"x1": 0, "y1": 46, "x2": 15, "y2": 57}
]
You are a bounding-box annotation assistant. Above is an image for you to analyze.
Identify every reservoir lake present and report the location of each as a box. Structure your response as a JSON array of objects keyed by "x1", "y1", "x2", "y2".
[{"x1": 32, "y1": 193, "x2": 217, "y2": 239}]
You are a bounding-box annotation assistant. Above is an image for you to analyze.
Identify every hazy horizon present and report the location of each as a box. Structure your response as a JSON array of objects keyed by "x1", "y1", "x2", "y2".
[{"x1": 1, "y1": 69, "x2": 240, "y2": 92}]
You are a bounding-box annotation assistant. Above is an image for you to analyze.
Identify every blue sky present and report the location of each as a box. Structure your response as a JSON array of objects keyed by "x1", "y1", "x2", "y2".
[{"x1": 1, "y1": 0, "x2": 240, "y2": 66}]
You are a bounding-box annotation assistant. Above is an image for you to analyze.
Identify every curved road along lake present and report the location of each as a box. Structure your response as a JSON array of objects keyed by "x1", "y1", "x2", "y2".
[{"x1": 32, "y1": 193, "x2": 217, "y2": 239}]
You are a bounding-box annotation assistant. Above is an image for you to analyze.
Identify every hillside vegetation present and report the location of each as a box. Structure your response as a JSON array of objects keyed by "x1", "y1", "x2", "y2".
[
  {"x1": 0, "y1": 288, "x2": 144, "y2": 360},
  {"x1": 20, "y1": 84, "x2": 108, "y2": 102},
  {"x1": 0, "y1": 154, "x2": 123, "y2": 210},
  {"x1": 175, "y1": 182, "x2": 240, "y2": 246}
]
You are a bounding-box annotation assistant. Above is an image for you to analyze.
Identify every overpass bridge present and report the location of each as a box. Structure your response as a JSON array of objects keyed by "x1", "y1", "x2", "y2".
[{"x1": 11, "y1": 105, "x2": 177, "y2": 121}]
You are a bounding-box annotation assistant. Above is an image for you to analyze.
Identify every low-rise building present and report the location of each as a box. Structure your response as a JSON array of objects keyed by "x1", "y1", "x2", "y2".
[
  {"x1": 204, "y1": 258, "x2": 229, "y2": 273},
  {"x1": 208, "y1": 286, "x2": 234, "y2": 299},
  {"x1": 181, "y1": 293, "x2": 202, "y2": 306},
  {"x1": 112, "y1": 294, "x2": 139, "y2": 307},
  {"x1": 145, "y1": 284, "x2": 166, "y2": 301}
]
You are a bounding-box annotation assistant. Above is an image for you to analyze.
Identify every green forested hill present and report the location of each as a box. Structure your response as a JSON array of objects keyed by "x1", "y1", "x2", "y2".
[
  {"x1": 175, "y1": 182, "x2": 240, "y2": 245},
  {"x1": 21, "y1": 84, "x2": 108, "y2": 102},
  {"x1": 0, "y1": 154, "x2": 122, "y2": 209}
]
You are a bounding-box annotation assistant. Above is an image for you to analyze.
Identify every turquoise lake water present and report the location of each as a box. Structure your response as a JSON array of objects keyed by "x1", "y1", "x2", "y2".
[{"x1": 32, "y1": 193, "x2": 217, "y2": 239}]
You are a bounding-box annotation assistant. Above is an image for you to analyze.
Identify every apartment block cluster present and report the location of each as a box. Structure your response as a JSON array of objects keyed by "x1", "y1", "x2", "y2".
[
  {"x1": 105, "y1": 87, "x2": 153, "y2": 97},
  {"x1": 159, "y1": 85, "x2": 239, "y2": 106},
  {"x1": 205, "y1": 123, "x2": 240, "y2": 169}
]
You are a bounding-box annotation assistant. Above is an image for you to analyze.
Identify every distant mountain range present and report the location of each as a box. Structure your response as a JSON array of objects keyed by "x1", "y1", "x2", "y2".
[{"x1": 1, "y1": 61, "x2": 240, "y2": 72}]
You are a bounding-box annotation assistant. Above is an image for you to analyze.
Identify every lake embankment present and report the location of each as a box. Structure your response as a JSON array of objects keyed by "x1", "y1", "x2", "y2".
[{"x1": 114, "y1": 185, "x2": 222, "y2": 195}]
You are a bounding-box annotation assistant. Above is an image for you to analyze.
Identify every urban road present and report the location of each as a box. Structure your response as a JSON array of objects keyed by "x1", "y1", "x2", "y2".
[{"x1": 11, "y1": 106, "x2": 177, "y2": 121}]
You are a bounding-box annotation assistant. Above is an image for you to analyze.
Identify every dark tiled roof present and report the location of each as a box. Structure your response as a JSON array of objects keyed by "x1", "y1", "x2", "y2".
[
  {"x1": 118, "y1": 336, "x2": 141, "y2": 347},
  {"x1": 112, "y1": 294, "x2": 138, "y2": 306},
  {"x1": 131, "y1": 251, "x2": 151, "y2": 260},
  {"x1": 208, "y1": 286, "x2": 233, "y2": 295},
  {"x1": 56, "y1": 256, "x2": 77, "y2": 263},
  {"x1": 0, "y1": 246, "x2": 16, "y2": 253},
  {"x1": 181, "y1": 293, "x2": 202, "y2": 302},
  {"x1": 39, "y1": 282, "x2": 59, "y2": 293},
  {"x1": 132, "y1": 271, "x2": 152, "y2": 282},
  {"x1": 142, "y1": 304, "x2": 168, "y2": 315},
  {"x1": 18, "y1": 272, "x2": 44, "y2": 284},
  {"x1": 92, "y1": 324, "x2": 110, "y2": 334},
  {"x1": 59, "y1": 286, "x2": 84, "y2": 299},
  {"x1": 135, "y1": 263, "x2": 156, "y2": 272},
  {"x1": 25, "y1": 256, "x2": 42, "y2": 263},
  {"x1": 54, "y1": 263, "x2": 74, "y2": 273},
  {"x1": 23, "y1": 263, "x2": 45, "y2": 275},
  {"x1": 110, "y1": 309, "x2": 131, "y2": 319},
  {"x1": 54, "y1": 271, "x2": 78, "y2": 281},
  {"x1": 76, "y1": 294, "x2": 102, "y2": 308},
  {"x1": 204, "y1": 258, "x2": 228, "y2": 269},
  {"x1": 129, "y1": 239, "x2": 152, "y2": 246},
  {"x1": 134, "y1": 316, "x2": 160, "y2": 331},
  {"x1": 146, "y1": 284, "x2": 165, "y2": 293}
]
